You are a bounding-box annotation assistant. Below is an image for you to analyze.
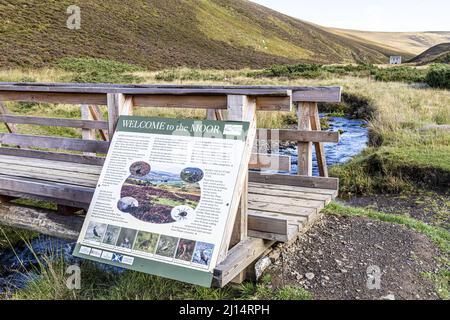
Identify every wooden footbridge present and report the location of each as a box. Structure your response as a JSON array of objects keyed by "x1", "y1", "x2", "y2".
[{"x1": 0, "y1": 83, "x2": 341, "y2": 287}]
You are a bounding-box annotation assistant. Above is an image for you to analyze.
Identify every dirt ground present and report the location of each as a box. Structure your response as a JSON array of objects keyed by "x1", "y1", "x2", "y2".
[
  {"x1": 346, "y1": 191, "x2": 450, "y2": 230},
  {"x1": 266, "y1": 214, "x2": 443, "y2": 300}
]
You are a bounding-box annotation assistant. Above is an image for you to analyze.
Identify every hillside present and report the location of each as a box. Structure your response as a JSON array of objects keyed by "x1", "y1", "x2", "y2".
[
  {"x1": 408, "y1": 43, "x2": 450, "y2": 64},
  {"x1": 0, "y1": 0, "x2": 410, "y2": 70},
  {"x1": 328, "y1": 29, "x2": 450, "y2": 55}
]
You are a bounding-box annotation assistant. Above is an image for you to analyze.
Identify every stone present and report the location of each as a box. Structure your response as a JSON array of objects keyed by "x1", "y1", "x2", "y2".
[
  {"x1": 381, "y1": 294, "x2": 395, "y2": 300},
  {"x1": 305, "y1": 272, "x2": 315, "y2": 280}
]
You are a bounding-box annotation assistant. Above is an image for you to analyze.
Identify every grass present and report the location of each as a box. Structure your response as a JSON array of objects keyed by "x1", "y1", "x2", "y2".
[
  {"x1": 323, "y1": 203, "x2": 449, "y2": 299},
  {"x1": 6, "y1": 251, "x2": 312, "y2": 300}
]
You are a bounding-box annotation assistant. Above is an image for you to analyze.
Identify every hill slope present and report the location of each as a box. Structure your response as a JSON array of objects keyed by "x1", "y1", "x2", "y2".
[
  {"x1": 0, "y1": 0, "x2": 410, "y2": 70},
  {"x1": 408, "y1": 43, "x2": 450, "y2": 64},
  {"x1": 328, "y1": 29, "x2": 450, "y2": 56}
]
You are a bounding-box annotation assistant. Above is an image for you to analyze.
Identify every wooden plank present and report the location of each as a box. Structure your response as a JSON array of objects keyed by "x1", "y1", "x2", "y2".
[
  {"x1": 297, "y1": 102, "x2": 313, "y2": 176},
  {"x1": 249, "y1": 172, "x2": 339, "y2": 191},
  {"x1": 0, "y1": 155, "x2": 102, "y2": 175},
  {"x1": 249, "y1": 200, "x2": 317, "y2": 217},
  {"x1": 0, "y1": 92, "x2": 107, "y2": 105},
  {"x1": 0, "y1": 84, "x2": 292, "y2": 96},
  {"x1": 249, "y1": 153, "x2": 291, "y2": 171},
  {"x1": 0, "y1": 165, "x2": 99, "y2": 188},
  {"x1": 256, "y1": 129, "x2": 339, "y2": 143},
  {"x1": 292, "y1": 86, "x2": 342, "y2": 103},
  {"x1": 0, "y1": 133, "x2": 110, "y2": 154},
  {"x1": 249, "y1": 182, "x2": 337, "y2": 200},
  {"x1": 247, "y1": 211, "x2": 288, "y2": 235},
  {"x1": 248, "y1": 193, "x2": 325, "y2": 209},
  {"x1": 309, "y1": 103, "x2": 328, "y2": 177},
  {"x1": 0, "y1": 203, "x2": 82, "y2": 240},
  {"x1": 249, "y1": 181, "x2": 337, "y2": 195},
  {"x1": 134, "y1": 95, "x2": 227, "y2": 109},
  {"x1": 249, "y1": 186, "x2": 332, "y2": 202},
  {"x1": 0, "y1": 114, "x2": 109, "y2": 130},
  {"x1": 0, "y1": 147, "x2": 105, "y2": 166},
  {"x1": 213, "y1": 237, "x2": 274, "y2": 288},
  {"x1": 0, "y1": 175, "x2": 94, "y2": 204},
  {"x1": 248, "y1": 224, "x2": 299, "y2": 242}
]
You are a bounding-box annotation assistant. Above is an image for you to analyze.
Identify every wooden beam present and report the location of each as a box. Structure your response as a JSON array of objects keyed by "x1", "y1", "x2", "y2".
[
  {"x1": 0, "y1": 203, "x2": 83, "y2": 240},
  {"x1": 0, "y1": 114, "x2": 109, "y2": 130},
  {"x1": 0, "y1": 147, "x2": 105, "y2": 166},
  {"x1": 297, "y1": 102, "x2": 313, "y2": 176},
  {"x1": 256, "y1": 128, "x2": 339, "y2": 143},
  {"x1": 249, "y1": 171, "x2": 339, "y2": 191},
  {"x1": 213, "y1": 237, "x2": 275, "y2": 288},
  {"x1": 0, "y1": 175, "x2": 94, "y2": 204},
  {"x1": 0, "y1": 92, "x2": 107, "y2": 105},
  {"x1": 0, "y1": 133, "x2": 110, "y2": 154}
]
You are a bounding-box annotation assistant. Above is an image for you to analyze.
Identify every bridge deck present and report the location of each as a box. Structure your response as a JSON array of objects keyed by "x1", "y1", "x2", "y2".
[{"x1": 0, "y1": 154, "x2": 336, "y2": 243}]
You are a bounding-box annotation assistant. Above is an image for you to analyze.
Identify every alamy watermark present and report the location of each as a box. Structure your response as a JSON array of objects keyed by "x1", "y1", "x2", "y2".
[
  {"x1": 66, "y1": 5, "x2": 81, "y2": 30},
  {"x1": 66, "y1": 265, "x2": 81, "y2": 290},
  {"x1": 366, "y1": 265, "x2": 381, "y2": 290}
]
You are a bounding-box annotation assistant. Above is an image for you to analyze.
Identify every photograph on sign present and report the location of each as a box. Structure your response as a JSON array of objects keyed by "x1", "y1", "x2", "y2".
[{"x1": 73, "y1": 116, "x2": 250, "y2": 286}]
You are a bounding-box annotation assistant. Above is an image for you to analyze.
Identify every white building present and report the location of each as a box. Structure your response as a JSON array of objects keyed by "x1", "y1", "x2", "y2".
[{"x1": 390, "y1": 56, "x2": 402, "y2": 65}]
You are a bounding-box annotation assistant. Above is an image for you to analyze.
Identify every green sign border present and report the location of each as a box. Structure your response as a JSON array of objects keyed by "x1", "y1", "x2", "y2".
[
  {"x1": 117, "y1": 116, "x2": 250, "y2": 141},
  {"x1": 73, "y1": 244, "x2": 214, "y2": 287}
]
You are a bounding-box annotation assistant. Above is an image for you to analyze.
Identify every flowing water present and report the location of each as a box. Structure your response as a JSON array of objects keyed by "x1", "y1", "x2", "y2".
[{"x1": 0, "y1": 115, "x2": 368, "y2": 296}]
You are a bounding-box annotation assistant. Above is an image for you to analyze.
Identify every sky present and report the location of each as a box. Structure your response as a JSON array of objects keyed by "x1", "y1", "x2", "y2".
[{"x1": 250, "y1": 0, "x2": 450, "y2": 32}]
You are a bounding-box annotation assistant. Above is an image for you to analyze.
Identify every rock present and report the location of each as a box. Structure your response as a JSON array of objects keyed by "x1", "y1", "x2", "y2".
[
  {"x1": 305, "y1": 272, "x2": 315, "y2": 280},
  {"x1": 381, "y1": 294, "x2": 395, "y2": 300},
  {"x1": 254, "y1": 257, "x2": 272, "y2": 280}
]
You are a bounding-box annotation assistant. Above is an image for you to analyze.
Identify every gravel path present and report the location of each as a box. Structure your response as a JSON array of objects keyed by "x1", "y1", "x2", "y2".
[{"x1": 266, "y1": 214, "x2": 444, "y2": 300}]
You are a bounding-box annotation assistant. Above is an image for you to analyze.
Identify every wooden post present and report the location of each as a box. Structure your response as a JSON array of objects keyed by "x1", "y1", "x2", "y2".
[
  {"x1": 107, "y1": 94, "x2": 133, "y2": 138},
  {"x1": 81, "y1": 104, "x2": 95, "y2": 156},
  {"x1": 297, "y1": 102, "x2": 313, "y2": 176},
  {"x1": 309, "y1": 103, "x2": 328, "y2": 177},
  {"x1": 225, "y1": 95, "x2": 257, "y2": 283}
]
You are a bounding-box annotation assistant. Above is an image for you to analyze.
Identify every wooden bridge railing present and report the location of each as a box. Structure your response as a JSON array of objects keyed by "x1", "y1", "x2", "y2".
[{"x1": 0, "y1": 83, "x2": 341, "y2": 177}]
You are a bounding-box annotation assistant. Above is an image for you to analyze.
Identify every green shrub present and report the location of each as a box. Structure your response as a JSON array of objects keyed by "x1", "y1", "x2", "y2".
[
  {"x1": 57, "y1": 58, "x2": 142, "y2": 74},
  {"x1": 56, "y1": 58, "x2": 144, "y2": 84},
  {"x1": 426, "y1": 64, "x2": 450, "y2": 89},
  {"x1": 374, "y1": 66, "x2": 427, "y2": 83}
]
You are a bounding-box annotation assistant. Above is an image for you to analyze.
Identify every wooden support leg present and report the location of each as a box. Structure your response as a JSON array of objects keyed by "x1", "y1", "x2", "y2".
[
  {"x1": 309, "y1": 103, "x2": 328, "y2": 177},
  {"x1": 88, "y1": 105, "x2": 109, "y2": 141},
  {"x1": 0, "y1": 102, "x2": 18, "y2": 134},
  {"x1": 225, "y1": 95, "x2": 257, "y2": 284},
  {"x1": 297, "y1": 102, "x2": 313, "y2": 176}
]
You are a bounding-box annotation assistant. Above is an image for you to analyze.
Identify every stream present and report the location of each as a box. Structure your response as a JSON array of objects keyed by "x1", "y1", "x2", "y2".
[{"x1": 0, "y1": 115, "x2": 368, "y2": 296}]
